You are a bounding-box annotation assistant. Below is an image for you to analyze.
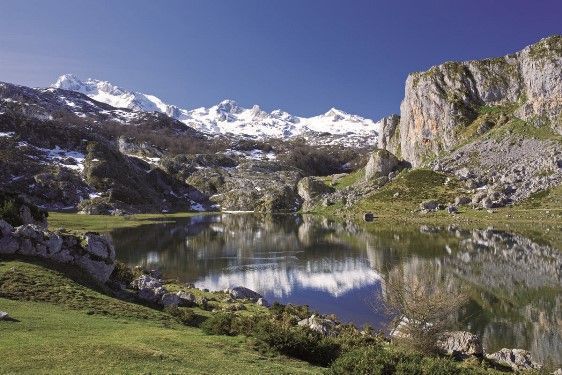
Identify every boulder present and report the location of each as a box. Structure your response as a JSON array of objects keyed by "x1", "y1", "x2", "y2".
[
  {"x1": 84, "y1": 233, "x2": 115, "y2": 260},
  {"x1": 420, "y1": 199, "x2": 439, "y2": 212},
  {"x1": 297, "y1": 177, "x2": 334, "y2": 202},
  {"x1": 454, "y1": 196, "x2": 471, "y2": 206},
  {"x1": 298, "y1": 315, "x2": 338, "y2": 336},
  {"x1": 436, "y1": 331, "x2": 483, "y2": 357},
  {"x1": 177, "y1": 291, "x2": 196, "y2": 307},
  {"x1": 229, "y1": 286, "x2": 263, "y2": 301},
  {"x1": 485, "y1": 348, "x2": 542, "y2": 372},
  {"x1": 365, "y1": 149, "x2": 399, "y2": 181},
  {"x1": 447, "y1": 205, "x2": 458, "y2": 214},
  {"x1": 481, "y1": 197, "x2": 494, "y2": 209},
  {"x1": 160, "y1": 292, "x2": 182, "y2": 307},
  {"x1": 131, "y1": 275, "x2": 162, "y2": 290},
  {"x1": 0, "y1": 219, "x2": 14, "y2": 236},
  {"x1": 138, "y1": 286, "x2": 166, "y2": 304}
]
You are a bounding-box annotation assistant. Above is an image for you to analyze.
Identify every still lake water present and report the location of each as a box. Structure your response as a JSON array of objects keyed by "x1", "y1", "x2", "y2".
[{"x1": 111, "y1": 214, "x2": 562, "y2": 366}]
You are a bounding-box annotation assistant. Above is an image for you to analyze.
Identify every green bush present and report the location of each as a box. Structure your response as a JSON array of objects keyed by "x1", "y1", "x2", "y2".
[
  {"x1": 201, "y1": 312, "x2": 245, "y2": 336},
  {"x1": 109, "y1": 261, "x2": 135, "y2": 285},
  {"x1": 163, "y1": 306, "x2": 198, "y2": 326},
  {"x1": 252, "y1": 320, "x2": 340, "y2": 367},
  {"x1": 0, "y1": 199, "x2": 21, "y2": 226},
  {"x1": 0, "y1": 191, "x2": 47, "y2": 227},
  {"x1": 328, "y1": 346, "x2": 469, "y2": 375}
]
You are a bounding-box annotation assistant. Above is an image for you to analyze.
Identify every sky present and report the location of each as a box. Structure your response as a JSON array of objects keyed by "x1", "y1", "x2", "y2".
[{"x1": 0, "y1": 0, "x2": 561, "y2": 120}]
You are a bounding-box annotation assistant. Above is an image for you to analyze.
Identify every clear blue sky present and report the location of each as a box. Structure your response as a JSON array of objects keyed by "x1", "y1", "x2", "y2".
[{"x1": 1, "y1": 0, "x2": 561, "y2": 120}]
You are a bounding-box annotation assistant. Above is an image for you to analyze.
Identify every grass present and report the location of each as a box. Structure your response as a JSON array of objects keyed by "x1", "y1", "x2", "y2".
[
  {"x1": 48, "y1": 211, "x2": 201, "y2": 233},
  {"x1": 0, "y1": 260, "x2": 320, "y2": 374}
]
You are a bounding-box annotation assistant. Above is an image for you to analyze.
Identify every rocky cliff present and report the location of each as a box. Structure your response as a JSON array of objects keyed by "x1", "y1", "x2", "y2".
[{"x1": 392, "y1": 35, "x2": 562, "y2": 166}]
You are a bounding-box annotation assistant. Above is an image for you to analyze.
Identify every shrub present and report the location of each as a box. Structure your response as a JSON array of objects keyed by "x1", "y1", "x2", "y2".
[
  {"x1": 200, "y1": 312, "x2": 243, "y2": 336},
  {"x1": 163, "y1": 306, "x2": 198, "y2": 326},
  {"x1": 0, "y1": 191, "x2": 47, "y2": 227},
  {"x1": 329, "y1": 346, "x2": 469, "y2": 375},
  {"x1": 109, "y1": 261, "x2": 135, "y2": 285},
  {"x1": 0, "y1": 199, "x2": 21, "y2": 226},
  {"x1": 252, "y1": 320, "x2": 340, "y2": 367}
]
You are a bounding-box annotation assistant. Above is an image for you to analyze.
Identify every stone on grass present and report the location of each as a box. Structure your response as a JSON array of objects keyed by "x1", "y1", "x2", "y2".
[
  {"x1": 436, "y1": 331, "x2": 483, "y2": 357},
  {"x1": 177, "y1": 291, "x2": 196, "y2": 307},
  {"x1": 485, "y1": 348, "x2": 542, "y2": 372},
  {"x1": 161, "y1": 292, "x2": 182, "y2": 307},
  {"x1": 229, "y1": 286, "x2": 262, "y2": 301}
]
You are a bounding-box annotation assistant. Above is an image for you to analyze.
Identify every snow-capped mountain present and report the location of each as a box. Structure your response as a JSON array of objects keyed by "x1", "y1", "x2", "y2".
[{"x1": 52, "y1": 74, "x2": 379, "y2": 146}]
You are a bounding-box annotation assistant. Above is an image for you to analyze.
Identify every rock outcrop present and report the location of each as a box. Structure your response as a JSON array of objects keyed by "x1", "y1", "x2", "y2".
[
  {"x1": 485, "y1": 348, "x2": 542, "y2": 372},
  {"x1": 391, "y1": 35, "x2": 562, "y2": 167},
  {"x1": 229, "y1": 286, "x2": 263, "y2": 301},
  {"x1": 0, "y1": 219, "x2": 115, "y2": 282},
  {"x1": 436, "y1": 331, "x2": 483, "y2": 357},
  {"x1": 364, "y1": 149, "x2": 400, "y2": 181},
  {"x1": 297, "y1": 314, "x2": 339, "y2": 336},
  {"x1": 376, "y1": 114, "x2": 401, "y2": 157}
]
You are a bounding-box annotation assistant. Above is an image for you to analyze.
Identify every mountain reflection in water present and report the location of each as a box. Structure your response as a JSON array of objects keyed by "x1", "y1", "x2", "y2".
[{"x1": 111, "y1": 214, "x2": 562, "y2": 367}]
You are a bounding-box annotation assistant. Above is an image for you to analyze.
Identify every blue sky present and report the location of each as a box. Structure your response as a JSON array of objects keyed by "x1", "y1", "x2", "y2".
[{"x1": 1, "y1": 0, "x2": 561, "y2": 119}]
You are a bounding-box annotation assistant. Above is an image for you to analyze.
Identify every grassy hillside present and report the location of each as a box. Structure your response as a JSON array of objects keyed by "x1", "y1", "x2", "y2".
[
  {"x1": 0, "y1": 259, "x2": 511, "y2": 374},
  {"x1": 0, "y1": 260, "x2": 319, "y2": 374}
]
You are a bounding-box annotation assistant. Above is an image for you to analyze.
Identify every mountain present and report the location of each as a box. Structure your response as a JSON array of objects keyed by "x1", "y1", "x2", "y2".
[{"x1": 52, "y1": 74, "x2": 380, "y2": 146}]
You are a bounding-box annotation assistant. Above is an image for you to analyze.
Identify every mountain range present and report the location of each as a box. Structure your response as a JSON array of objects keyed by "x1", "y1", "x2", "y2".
[{"x1": 52, "y1": 74, "x2": 381, "y2": 146}]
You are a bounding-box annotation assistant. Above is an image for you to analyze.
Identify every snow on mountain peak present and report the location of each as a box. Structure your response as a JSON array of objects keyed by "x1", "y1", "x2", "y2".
[
  {"x1": 53, "y1": 74, "x2": 85, "y2": 92},
  {"x1": 51, "y1": 74, "x2": 380, "y2": 146}
]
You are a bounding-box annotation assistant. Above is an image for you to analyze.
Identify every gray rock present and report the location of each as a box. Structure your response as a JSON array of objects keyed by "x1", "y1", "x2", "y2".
[
  {"x1": 0, "y1": 219, "x2": 13, "y2": 236},
  {"x1": 176, "y1": 291, "x2": 196, "y2": 307},
  {"x1": 485, "y1": 348, "x2": 542, "y2": 371},
  {"x1": 297, "y1": 177, "x2": 334, "y2": 202},
  {"x1": 0, "y1": 311, "x2": 9, "y2": 320},
  {"x1": 365, "y1": 149, "x2": 399, "y2": 181},
  {"x1": 436, "y1": 331, "x2": 483, "y2": 357},
  {"x1": 454, "y1": 196, "x2": 471, "y2": 206},
  {"x1": 420, "y1": 199, "x2": 439, "y2": 212},
  {"x1": 447, "y1": 205, "x2": 458, "y2": 214},
  {"x1": 138, "y1": 286, "x2": 166, "y2": 303},
  {"x1": 131, "y1": 275, "x2": 162, "y2": 291},
  {"x1": 229, "y1": 286, "x2": 263, "y2": 301},
  {"x1": 481, "y1": 197, "x2": 494, "y2": 209},
  {"x1": 376, "y1": 114, "x2": 401, "y2": 155},
  {"x1": 0, "y1": 223, "x2": 115, "y2": 283},
  {"x1": 160, "y1": 292, "x2": 182, "y2": 307},
  {"x1": 84, "y1": 233, "x2": 114, "y2": 259},
  {"x1": 297, "y1": 315, "x2": 338, "y2": 336},
  {"x1": 256, "y1": 298, "x2": 270, "y2": 308}
]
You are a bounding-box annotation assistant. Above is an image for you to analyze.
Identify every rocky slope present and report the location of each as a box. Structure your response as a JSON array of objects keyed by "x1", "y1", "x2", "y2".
[
  {"x1": 1, "y1": 81, "x2": 366, "y2": 213},
  {"x1": 387, "y1": 35, "x2": 562, "y2": 167}
]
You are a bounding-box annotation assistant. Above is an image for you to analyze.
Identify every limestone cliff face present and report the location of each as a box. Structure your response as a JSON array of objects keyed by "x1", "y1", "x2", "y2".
[
  {"x1": 395, "y1": 35, "x2": 562, "y2": 166},
  {"x1": 376, "y1": 114, "x2": 401, "y2": 157}
]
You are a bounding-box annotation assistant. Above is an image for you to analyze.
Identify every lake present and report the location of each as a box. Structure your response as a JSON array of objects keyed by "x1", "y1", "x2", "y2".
[{"x1": 111, "y1": 213, "x2": 562, "y2": 367}]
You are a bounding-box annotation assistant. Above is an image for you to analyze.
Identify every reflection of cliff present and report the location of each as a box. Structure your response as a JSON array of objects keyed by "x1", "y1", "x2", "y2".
[{"x1": 403, "y1": 227, "x2": 562, "y2": 367}]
